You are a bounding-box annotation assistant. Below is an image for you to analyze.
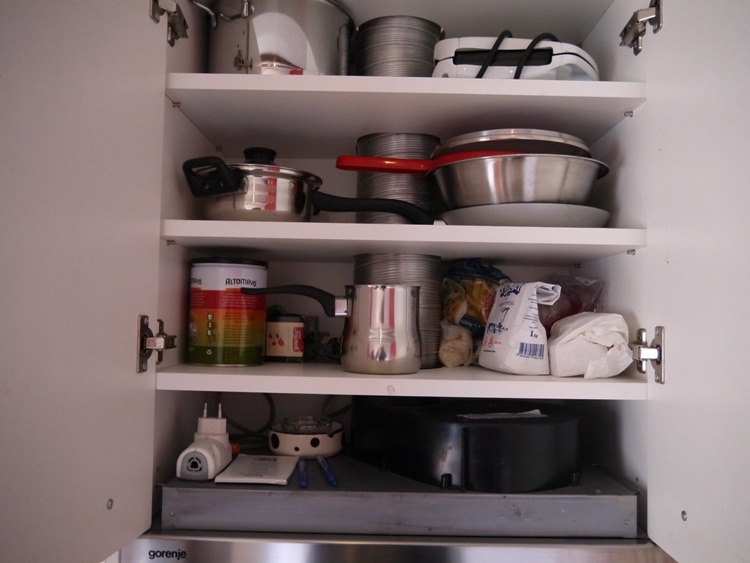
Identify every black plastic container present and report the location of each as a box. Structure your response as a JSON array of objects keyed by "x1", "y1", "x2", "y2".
[{"x1": 350, "y1": 397, "x2": 580, "y2": 493}]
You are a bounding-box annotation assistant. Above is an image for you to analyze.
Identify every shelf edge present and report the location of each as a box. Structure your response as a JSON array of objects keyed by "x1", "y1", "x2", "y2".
[{"x1": 156, "y1": 364, "x2": 648, "y2": 401}]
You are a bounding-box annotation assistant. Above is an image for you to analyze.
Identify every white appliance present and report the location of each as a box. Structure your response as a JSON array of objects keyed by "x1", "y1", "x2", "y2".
[{"x1": 433, "y1": 36, "x2": 599, "y2": 80}]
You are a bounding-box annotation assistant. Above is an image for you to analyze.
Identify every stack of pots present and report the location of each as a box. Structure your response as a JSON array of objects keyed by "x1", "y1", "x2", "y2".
[
  {"x1": 355, "y1": 133, "x2": 443, "y2": 224},
  {"x1": 354, "y1": 253, "x2": 442, "y2": 369},
  {"x1": 337, "y1": 128, "x2": 610, "y2": 225},
  {"x1": 352, "y1": 15, "x2": 444, "y2": 77}
]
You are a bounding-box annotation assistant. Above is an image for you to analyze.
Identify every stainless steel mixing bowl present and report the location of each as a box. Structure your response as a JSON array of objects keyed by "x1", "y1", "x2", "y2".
[{"x1": 431, "y1": 153, "x2": 608, "y2": 210}]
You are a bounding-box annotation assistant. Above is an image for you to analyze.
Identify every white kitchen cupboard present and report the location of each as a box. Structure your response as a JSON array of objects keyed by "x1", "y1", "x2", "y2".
[{"x1": 1, "y1": 0, "x2": 749, "y2": 562}]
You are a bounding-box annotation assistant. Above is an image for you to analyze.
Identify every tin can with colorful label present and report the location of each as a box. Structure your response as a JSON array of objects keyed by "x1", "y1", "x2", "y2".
[
  {"x1": 266, "y1": 314, "x2": 305, "y2": 362},
  {"x1": 188, "y1": 258, "x2": 268, "y2": 366}
]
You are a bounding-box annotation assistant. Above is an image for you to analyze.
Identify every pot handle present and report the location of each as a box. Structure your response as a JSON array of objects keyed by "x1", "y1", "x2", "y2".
[
  {"x1": 336, "y1": 155, "x2": 432, "y2": 174},
  {"x1": 308, "y1": 189, "x2": 434, "y2": 225},
  {"x1": 336, "y1": 151, "x2": 518, "y2": 174},
  {"x1": 182, "y1": 156, "x2": 245, "y2": 197},
  {"x1": 241, "y1": 285, "x2": 342, "y2": 317}
]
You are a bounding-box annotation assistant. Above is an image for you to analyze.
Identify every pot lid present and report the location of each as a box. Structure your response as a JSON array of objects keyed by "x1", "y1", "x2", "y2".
[
  {"x1": 276, "y1": 416, "x2": 339, "y2": 435},
  {"x1": 433, "y1": 128, "x2": 591, "y2": 158},
  {"x1": 233, "y1": 147, "x2": 323, "y2": 186}
]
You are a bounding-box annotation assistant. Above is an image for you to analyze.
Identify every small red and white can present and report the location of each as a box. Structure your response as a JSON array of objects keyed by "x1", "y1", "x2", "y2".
[{"x1": 265, "y1": 314, "x2": 305, "y2": 362}]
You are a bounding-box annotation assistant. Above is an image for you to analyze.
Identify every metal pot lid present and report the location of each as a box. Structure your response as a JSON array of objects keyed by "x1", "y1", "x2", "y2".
[
  {"x1": 432, "y1": 128, "x2": 591, "y2": 158},
  {"x1": 232, "y1": 147, "x2": 323, "y2": 186},
  {"x1": 275, "y1": 415, "x2": 341, "y2": 435}
]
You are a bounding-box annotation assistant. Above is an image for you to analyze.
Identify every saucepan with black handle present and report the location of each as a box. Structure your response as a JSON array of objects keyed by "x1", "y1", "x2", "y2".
[{"x1": 182, "y1": 147, "x2": 434, "y2": 223}]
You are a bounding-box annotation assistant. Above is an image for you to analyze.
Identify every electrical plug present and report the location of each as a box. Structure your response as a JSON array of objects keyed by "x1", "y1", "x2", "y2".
[{"x1": 176, "y1": 403, "x2": 233, "y2": 481}]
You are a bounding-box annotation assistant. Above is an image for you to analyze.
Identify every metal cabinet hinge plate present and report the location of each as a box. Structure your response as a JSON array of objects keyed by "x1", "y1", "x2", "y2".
[
  {"x1": 191, "y1": 0, "x2": 251, "y2": 29},
  {"x1": 620, "y1": 0, "x2": 663, "y2": 55},
  {"x1": 630, "y1": 326, "x2": 665, "y2": 384},
  {"x1": 150, "y1": 0, "x2": 189, "y2": 46},
  {"x1": 138, "y1": 315, "x2": 177, "y2": 373}
]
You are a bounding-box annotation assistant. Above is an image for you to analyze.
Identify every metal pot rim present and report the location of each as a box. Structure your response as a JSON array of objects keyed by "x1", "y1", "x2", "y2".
[
  {"x1": 230, "y1": 162, "x2": 323, "y2": 186},
  {"x1": 433, "y1": 128, "x2": 591, "y2": 158},
  {"x1": 428, "y1": 153, "x2": 609, "y2": 179}
]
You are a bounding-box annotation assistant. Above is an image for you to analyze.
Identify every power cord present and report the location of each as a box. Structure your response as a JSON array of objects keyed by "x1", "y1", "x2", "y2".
[
  {"x1": 514, "y1": 32, "x2": 560, "y2": 79},
  {"x1": 475, "y1": 30, "x2": 561, "y2": 80},
  {"x1": 476, "y1": 29, "x2": 513, "y2": 78}
]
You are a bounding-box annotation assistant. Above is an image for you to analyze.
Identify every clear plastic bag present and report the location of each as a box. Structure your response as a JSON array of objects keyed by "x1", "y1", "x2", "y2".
[
  {"x1": 538, "y1": 276, "x2": 605, "y2": 336},
  {"x1": 439, "y1": 319, "x2": 474, "y2": 368},
  {"x1": 441, "y1": 258, "x2": 512, "y2": 338}
]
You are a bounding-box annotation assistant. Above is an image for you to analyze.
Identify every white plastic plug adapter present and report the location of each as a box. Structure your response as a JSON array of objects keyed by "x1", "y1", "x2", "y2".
[{"x1": 176, "y1": 402, "x2": 233, "y2": 481}]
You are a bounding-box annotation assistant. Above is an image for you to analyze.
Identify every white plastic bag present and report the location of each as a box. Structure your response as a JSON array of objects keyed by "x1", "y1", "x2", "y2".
[
  {"x1": 548, "y1": 312, "x2": 632, "y2": 379},
  {"x1": 478, "y1": 282, "x2": 561, "y2": 375}
]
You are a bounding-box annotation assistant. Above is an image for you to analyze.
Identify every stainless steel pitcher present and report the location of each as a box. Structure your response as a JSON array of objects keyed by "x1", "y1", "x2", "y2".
[{"x1": 242, "y1": 284, "x2": 422, "y2": 374}]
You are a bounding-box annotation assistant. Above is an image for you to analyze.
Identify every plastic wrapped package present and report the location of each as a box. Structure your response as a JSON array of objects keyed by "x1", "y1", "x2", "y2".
[
  {"x1": 548, "y1": 312, "x2": 633, "y2": 379},
  {"x1": 479, "y1": 281, "x2": 562, "y2": 375},
  {"x1": 538, "y1": 276, "x2": 604, "y2": 336},
  {"x1": 441, "y1": 258, "x2": 512, "y2": 338},
  {"x1": 438, "y1": 319, "x2": 474, "y2": 368}
]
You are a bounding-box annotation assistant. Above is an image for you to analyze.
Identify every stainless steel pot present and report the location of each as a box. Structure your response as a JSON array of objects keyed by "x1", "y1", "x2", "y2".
[
  {"x1": 336, "y1": 128, "x2": 608, "y2": 209},
  {"x1": 242, "y1": 284, "x2": 422, "y2": 375},
  {"x1": 431, "y1": 153, "x2": 608, "y2": 210},
  {"x1": 338, "y1": 152, "x2": 607, "y2": 209},
  {"x1": 192, "y1": 0, "x2": 353, "y2": 75},
  {"x1": 183, "y1": 148, "x2": 434, "y2": 223}
]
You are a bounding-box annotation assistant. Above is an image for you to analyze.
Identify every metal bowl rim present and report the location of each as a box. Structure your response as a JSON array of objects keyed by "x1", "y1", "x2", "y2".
[{"x1": 428, "y1": 153, "x2": 609, "y2": 178}]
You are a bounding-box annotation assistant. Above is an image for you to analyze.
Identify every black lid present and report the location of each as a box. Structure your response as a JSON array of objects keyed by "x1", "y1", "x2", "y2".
[{"x1": 243, "y1": 147, "x2": 277, "y2": 165}]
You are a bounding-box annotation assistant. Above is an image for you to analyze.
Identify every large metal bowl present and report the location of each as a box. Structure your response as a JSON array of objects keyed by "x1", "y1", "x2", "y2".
[{"x1": 430, "y1": 153, "x2": 608, "y2": 210}]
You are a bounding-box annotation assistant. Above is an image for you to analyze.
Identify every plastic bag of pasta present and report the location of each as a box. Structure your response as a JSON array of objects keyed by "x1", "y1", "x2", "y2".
[{"x1": 441, "y1": 258, "x2": 512, "y2": 339}]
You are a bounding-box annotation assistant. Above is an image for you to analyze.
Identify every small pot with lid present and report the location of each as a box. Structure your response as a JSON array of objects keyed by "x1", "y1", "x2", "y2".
[{"x1": 183, "y1": 147, "x2": 434, "y2": 223}]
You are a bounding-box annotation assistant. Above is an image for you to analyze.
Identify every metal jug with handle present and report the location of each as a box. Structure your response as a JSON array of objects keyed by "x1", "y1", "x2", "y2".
[{"x1": 242, "y1": 284, "x2": 422, "y2": 375}]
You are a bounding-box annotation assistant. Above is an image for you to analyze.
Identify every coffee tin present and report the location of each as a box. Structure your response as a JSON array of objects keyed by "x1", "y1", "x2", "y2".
[{"x1": 188, "y1": 258, "x2": 268, "y2": 366}]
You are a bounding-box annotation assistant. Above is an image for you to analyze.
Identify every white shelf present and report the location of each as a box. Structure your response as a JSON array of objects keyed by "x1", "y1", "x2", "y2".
[
  {"x1": 156, "y1": 363, "x2": 647, "y2": 401},
  {"x1": 161, "y1": 219, "x2": 646, "y2": 264},
  {"x1": 165, "y1": 73, "x2": 646, "y2": 158}
]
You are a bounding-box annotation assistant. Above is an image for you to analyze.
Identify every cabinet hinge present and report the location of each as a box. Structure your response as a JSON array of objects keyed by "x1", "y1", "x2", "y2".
[
  {"x1": 150, "y1": 0, "x2": 189, "y2": 46},
  {"x1": 138, "y1": 315, "x2": 177, "y2": 373},
  {"x1": 630, "y1": 326, "x2": 665, "y2": 384},
  {"x1": 191, "y1": 0, "x2": 251, "y2": 29},
  {"x1": 620, "y1": 0, "x2": 663, "y2": 55}
]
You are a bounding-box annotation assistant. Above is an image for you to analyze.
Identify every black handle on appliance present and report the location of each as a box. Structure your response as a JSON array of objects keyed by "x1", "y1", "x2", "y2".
[
  {"x1": 241, "y1": 285, "x2": 338, "y2": 317},
  {"x1": 308, "y1": 189, "x2": 434, "y2": 225},
  {"x1": 182, "y1": 156, "x2": 245, "y2": 197}
]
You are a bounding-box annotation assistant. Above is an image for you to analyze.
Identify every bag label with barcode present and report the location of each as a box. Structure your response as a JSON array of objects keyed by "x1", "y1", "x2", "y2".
[{"x1": 479, "y1": 281, "x2": 561, "y2": 375}]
